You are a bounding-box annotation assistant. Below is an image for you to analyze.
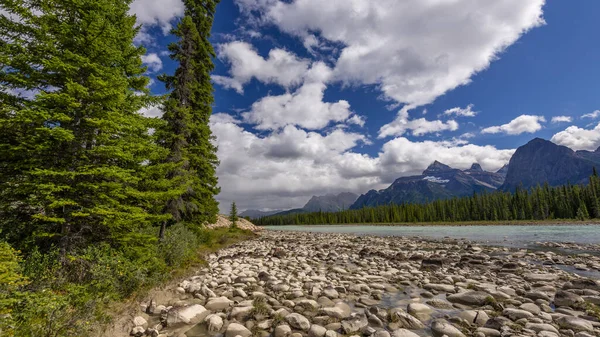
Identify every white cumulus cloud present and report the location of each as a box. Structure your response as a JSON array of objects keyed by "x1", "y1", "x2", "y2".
[
  {"x1": 141, "y1": 53, "x2": 163, "y2": 72},
  {"x1": 481, "y1": 115, "x2": 546, "y2": 135},
  {"x1": 582, "y1": 110, "x2": 600, "y2": 119},
  {"x1": 551, "y1": 116, "x2": 572, "y2": 123},
  {"x1": 210, "y1": 114, "x2": 514, "y2": 211},
  {"x1": 379, "y1": 107, "x2": 459, "y2": 138},
  {"x1": 130, "y1": 0, "x2": 184, "y2": 35},
  {"x1": 241, "y1": 62, "x2": 357, "y2": 130},
  {"x1": 444, "y1": 104, "x2": 477, "y2": 117},
  {"x1": 212, "y1": 41, "x2": 310, "y2": 93},
  {"x1": 237, "y1": 0, "x2": 545, "y2": 110},
  {"x1": 551, "y1": 123, "x2": 600, "y2": 151}
]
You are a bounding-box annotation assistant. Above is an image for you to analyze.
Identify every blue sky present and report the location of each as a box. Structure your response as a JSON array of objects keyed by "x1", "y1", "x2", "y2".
[{"x1": 132, "y1": 0, "x2": 600, "y2": 212}]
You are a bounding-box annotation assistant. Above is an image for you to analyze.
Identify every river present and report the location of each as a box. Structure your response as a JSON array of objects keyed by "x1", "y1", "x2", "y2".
[{"x1": 263, "y1": 224, "x2": 600, "y2": 249}]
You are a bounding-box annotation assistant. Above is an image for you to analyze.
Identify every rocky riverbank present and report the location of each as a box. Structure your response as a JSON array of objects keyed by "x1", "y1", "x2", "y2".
[{"x1": 120, "y1": 231, "x2": 600, "y2": 337}]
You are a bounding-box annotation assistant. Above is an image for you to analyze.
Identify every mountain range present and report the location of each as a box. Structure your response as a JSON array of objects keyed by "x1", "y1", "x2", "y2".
[
  {"x1": 241, "y1": 192, "x2": 358, "y2": 218},
  {"x1": 351, "y1": 161, "x2": 506, "y2": 209},
  {"x1": 246, "y1": 138, "x2": 600, "y2": 217}
]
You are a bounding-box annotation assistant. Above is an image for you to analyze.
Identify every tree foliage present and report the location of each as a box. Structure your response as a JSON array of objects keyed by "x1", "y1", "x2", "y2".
[
  {"x1": 256, "y1": 175, "x2": 600, "y2": 226},
  {"x1": 0, "y1": 0, "x2": 224, "y2": 335}
]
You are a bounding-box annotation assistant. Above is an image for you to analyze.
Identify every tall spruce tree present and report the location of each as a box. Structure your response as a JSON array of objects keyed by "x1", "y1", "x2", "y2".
[
  {"x1": 157, "y1": 0, "x2": 221, "y2": 238},
  {"x1": 0, "y1": 0, "x2": 160, "y2": 255}
]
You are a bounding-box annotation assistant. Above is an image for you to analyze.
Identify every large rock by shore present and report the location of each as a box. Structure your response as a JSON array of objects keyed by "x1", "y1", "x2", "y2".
[{"x1": 120, "y1": 230, "x2": 600, "y2": 337}]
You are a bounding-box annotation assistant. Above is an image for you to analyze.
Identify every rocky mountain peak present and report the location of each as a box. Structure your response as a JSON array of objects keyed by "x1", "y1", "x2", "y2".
[
  {"x1": 469, "y1": 163, "x2": 483, "y2": 172},
  {"x1": 423, "y1": 161, "x2": 453, "y2": 175}
]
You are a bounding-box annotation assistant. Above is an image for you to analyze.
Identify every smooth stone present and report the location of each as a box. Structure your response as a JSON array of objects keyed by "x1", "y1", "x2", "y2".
[
  {"x1": 556, "y1": 316, "x2": 594, "y2": 332},
  {"x1": 309, "y1": 325, "x2": 327, "y2": 337},
  {"x1": 205, "y1": 297, "x2": 234, "y2": 311},
  {"x1": 274, "y1": 325, "x2": 292, "y2": 337},
  {"x1": 341, "y1": 314, "x2": 368, "y2": 334},
  {"x1": 407, "y1": 303, "x2": 433, "y2": 321},
  {"x1": 431, "y1": 319, "x2": 466, "y2": 337},
  {"x1": 520, "y1": 303, "x2": 541, "y2": 315},
  {"x1": 392, "y1": 310, "x2": 425, "y2": 330},
  {"x1": 525, "y1": 323, "x2": 560, "y2": 334},
  {"x1": 207, "y1": 314, "x2": 224, "y2": 332},
  {"x1": 165, "y1": 305, "x2": 209, "y2": 327},
  {"x1": 322, "y1": 302, "x2": 351, "y2": 319},
  {"x1": 475, "y1": 327, "x2": 501, "y2": 337},
  {"x1": 447, "y1": 291, "x2": 490, "y2": 306},
  {"x1": 503, "y1": 308, "x2": 534, "y2": 320},
  {"x1": 555, "y1": 291, "x2": 585, "y2": 307},
  {"x1": 458, "y1": 310, "x2": 489, "y2": 326},
  {"x1": 133, "y1": 316, "x2": 148, "y2": 328},
  {"x1": 325, "y1": 330, "x2": 338, "y2": 337},
  {"x1": 524, "y1": 273, "x2": 559, "y2": 282},
  {"x1": 226, "y1": 323, "x2": 252, "y2": 337},
  {"x1": 286, "y1": 313, "x2": 311, "y2": 331},
  {"x1": 391, "y1": 329, "x2": 421, "y2": 337}
]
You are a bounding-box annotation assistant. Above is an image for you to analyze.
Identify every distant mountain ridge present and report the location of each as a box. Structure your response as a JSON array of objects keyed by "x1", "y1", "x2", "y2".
[
  {"x1": 243, "y1": 192, "x2": 359, "y2": 218},
  {"x1": 350, "y1": 161, "x2": 506, "y2": 209},
  {"x1": 500, "y1": 138, "x2": 600, "y2": 191},
  {"x1": 303, "y1": 192, "x2": 358, "y2": 212}
]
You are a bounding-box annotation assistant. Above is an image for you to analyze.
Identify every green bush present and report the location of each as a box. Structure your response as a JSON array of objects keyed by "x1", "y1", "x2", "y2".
[{"x1": 159, "y1": 224, "x2": 200, "y2": 268}]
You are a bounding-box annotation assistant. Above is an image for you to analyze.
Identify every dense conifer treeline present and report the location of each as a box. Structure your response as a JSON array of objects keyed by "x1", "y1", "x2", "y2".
[
  {"x1": 0, "y1": 0, "x2": 228, "y2": 335},
  {"x1": 256, "y1": 172, "x2": 600, "y2": 226}
]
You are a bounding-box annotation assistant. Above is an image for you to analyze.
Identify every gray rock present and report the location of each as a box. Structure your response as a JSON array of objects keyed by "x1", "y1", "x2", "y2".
[
  {"x1": 205, "y1": 296, "x2": 234, "y2": 311},
  {"x1": 226, "y1": 323, "x2": 252, "y2": 337},
  {"x1": 286, "y1": 313, "x2": 311, "y2": 331},
  {"x1": 274, "y1": 325, "x2": 292, "y2": 337},
  {"x1": 431, "y1": 319, "x2": 466, "y2": 337},
  {"x1": 392, "y1": 310, "x2": 425, "y2": 330},
  {"x1": 503, "y1": 308, "x2": 534, "y2": 320},
  {"x1": 447, "y1": 291, "x2": 490, "y2": 306},
  {"x1": 325, "y1": 330, "x2": 338, "y2": 337},
  {"x1": 207, "y1": 314, "x2": 224, "y2": 332},
  {"x1": 475, "y1": 327, "x2": 501, "y2": 337},
  {"x1": 524, "y1": 273, "x2": 559, "y2": 282},
  {"x1": 519, "y1": 303, "x2": 541, "y2": 315},
  {"x1": 322, "y1": 302, "x2": 351, "y2": 319},
  {"x1": 391, "y1": 329, "x2": 421, "y2": 337},
  {"x1": 341, "y1": 314, "x2": 368, "y2": 334},
  {"x1": 407, "y1": 303, "x2": 433, "y2": 321},
  {"x1": 556, "y1": 316, "x2": 594, "y2": 332},
  {"x1": 309, "y1": 324, "x2": 327, "y2": 337},
  {"x1": 165, "y1": 304, "x2": 209, "y2": 327},
  {"x1": 555, "y1": 291, "x2": 584, "y2": 307},
  {"x1": 458, "y1": 310, "x2": 489, "y2": 326},
  {"x1": 130, "y1": 326, "x2": 145, "y2": 337},
  {"x1": 133, "y1": 316, "x2": 147, "y2": 328},
  {"x1": 525, "y1": 323, "x2": 559, "y2": 334}
]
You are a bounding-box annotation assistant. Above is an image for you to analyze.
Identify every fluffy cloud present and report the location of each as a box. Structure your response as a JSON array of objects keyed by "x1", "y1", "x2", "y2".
[
  {"x1": 141, "y1": 53, "x2": 163, "y2": 72},
  {"x1": 582, "y1": 110, "x2": 600, "y2": 119},
  {"x1": 241, "y1": 62, "x2": 358, "y2": 130},
  {"x1": 212, "y1": 41, "x2": 310, "y2": 93},
  {"x1": 238, "y1": 0, "x2": 545, "y2": 109},
  {"x1": 379, "y1": 108, "x2": 458, "y2": 138},
  {"x1": 551, "y1": 123, "x2": 600, "y2": 151},
  {"x1": 139, "y1": 105, "x2": 163, "y2": 118},
  {"x1": 551, "y1": 116, "x2": 572, "y2": 123},
  {"x1": 481, "y1": 115, "x2": 546, "y2": 135},
  {"x1": 129, "y1": 0, "x2": 184, "y2": 34},
  {"x1": 211, "y1": 115, "x2": 513, "y2": 211},
  {"x1": 444, "y1": 104, "x2": 477, "y2": 117}
]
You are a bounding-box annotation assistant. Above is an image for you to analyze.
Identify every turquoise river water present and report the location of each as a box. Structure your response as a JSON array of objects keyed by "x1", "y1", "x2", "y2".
[{"x1": 262, "y1": 224, "x2": 600, "y2": 249}]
